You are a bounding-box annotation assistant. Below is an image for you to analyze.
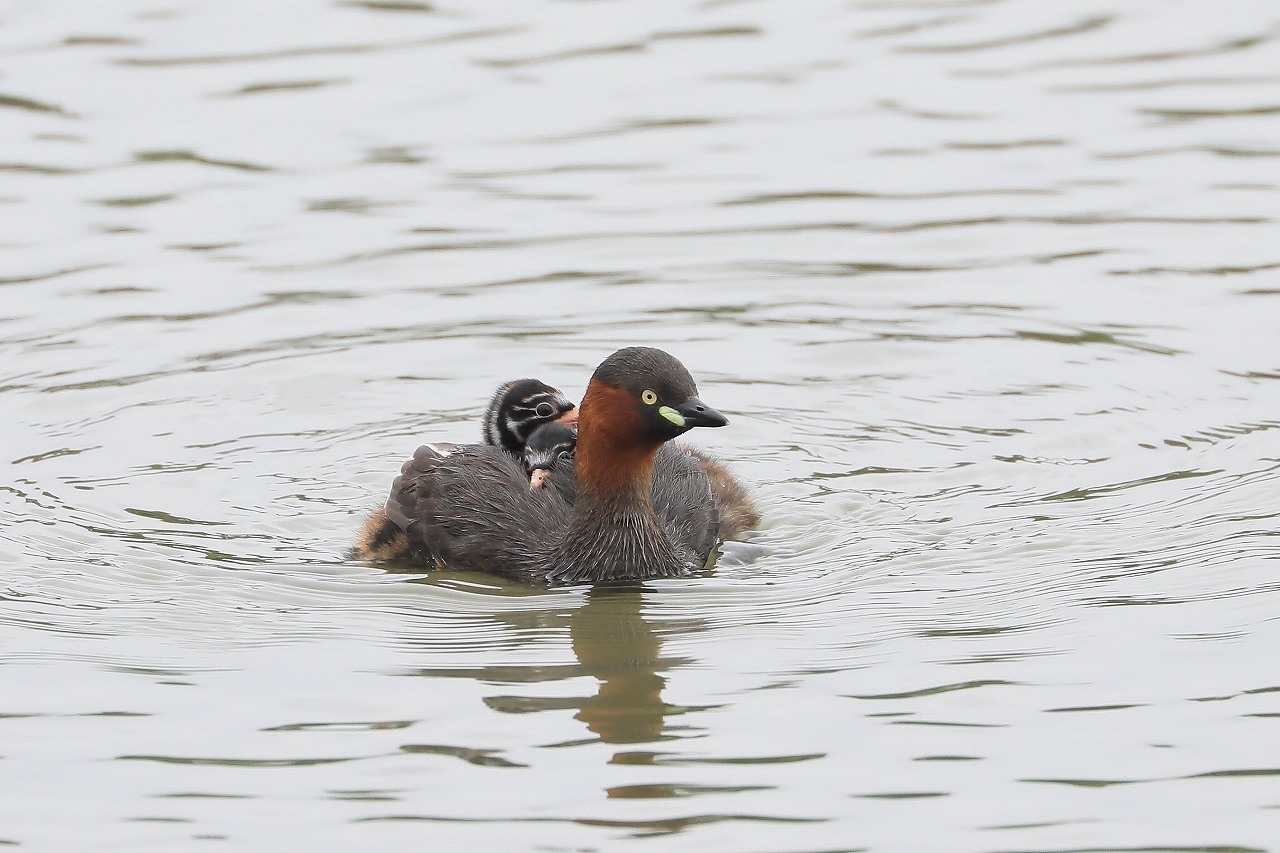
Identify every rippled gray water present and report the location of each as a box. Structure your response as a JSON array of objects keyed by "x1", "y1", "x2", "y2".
[{"x1": 4, "y1": 0, "x2": 1280, "y2": 849}]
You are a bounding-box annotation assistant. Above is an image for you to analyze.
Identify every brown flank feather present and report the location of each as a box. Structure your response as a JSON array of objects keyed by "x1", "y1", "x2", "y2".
[{"x1": 352, "y1": 506, "x2": 427, "y2": 563}]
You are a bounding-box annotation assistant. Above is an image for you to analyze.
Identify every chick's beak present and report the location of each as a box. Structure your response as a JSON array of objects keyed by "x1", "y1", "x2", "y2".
[
  {"x1": 529, "y1": 468, "x2": 552, "y2": 489},
  {"x1": 675, "y1": 395, "x2": 728, "y2": 428},
  {"x1": 557, "y1": 406, "x2": 578, "y2": 426}
]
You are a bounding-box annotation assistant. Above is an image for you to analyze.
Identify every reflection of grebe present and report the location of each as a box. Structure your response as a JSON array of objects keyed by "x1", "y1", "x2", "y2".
[
  {"x1": 356, "y1": 348, "x2": 749, "y2": 585},
  {"x1": 473, "y1": 586, "x2": 693, "y2": 747},
  {"x1": 571, "y1": 586, "x2": 671, "y2": 744}
]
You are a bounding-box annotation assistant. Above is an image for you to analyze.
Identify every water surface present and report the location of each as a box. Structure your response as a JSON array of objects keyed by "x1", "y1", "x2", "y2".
[{"x1": 3, "y1": 0, "x2": 1280, "y2": 850}]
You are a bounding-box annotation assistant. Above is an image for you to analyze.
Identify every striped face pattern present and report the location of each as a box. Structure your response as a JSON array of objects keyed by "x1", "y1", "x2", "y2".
[{"x1": 483, "y1": 379, "x2": 577, "y2": 456}]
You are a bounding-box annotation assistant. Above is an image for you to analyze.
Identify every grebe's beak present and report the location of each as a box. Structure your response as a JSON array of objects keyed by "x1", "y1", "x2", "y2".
[
  {"x1": 529, "y1": 468, "x2": 552, "y2": 489},
  {"x1": 674, "y1": 395, "x2": 728, "y2": 428},
  {"x1": 557, "y1": 406, "x2": 578, "y2": 426}
]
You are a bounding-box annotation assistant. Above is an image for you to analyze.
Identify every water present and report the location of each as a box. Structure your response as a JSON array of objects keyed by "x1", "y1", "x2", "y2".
[{"x1": 4, "y1": 0, "x2": 1280, "y2": 849}]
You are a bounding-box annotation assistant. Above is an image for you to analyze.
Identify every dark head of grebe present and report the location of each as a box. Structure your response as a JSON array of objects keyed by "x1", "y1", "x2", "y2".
[{"x1": 522, "y1": 421, "x2": 578, "y2": 489}]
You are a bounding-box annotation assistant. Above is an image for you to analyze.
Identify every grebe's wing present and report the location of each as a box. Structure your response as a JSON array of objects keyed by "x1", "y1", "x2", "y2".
[
  {"x1": 680, "y1": 446, "x2": 760, "y2": 540},
  {"x1": 651, "y1": 444, "x2": 720, "y2": 567},
  {"x1": 391, "y1": 443, "x2": 572, "y2": 579}
]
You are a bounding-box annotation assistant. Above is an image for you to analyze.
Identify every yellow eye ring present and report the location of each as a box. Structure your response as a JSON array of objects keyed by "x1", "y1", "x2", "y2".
[{"x1": 641, "y1": 389, "x2": 658, "y2": 405}]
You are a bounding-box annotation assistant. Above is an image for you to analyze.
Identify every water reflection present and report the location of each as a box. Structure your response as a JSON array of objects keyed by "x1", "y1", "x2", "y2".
[
  {"x1": 569, "y1": 585, "x2": 692, "y2": 746},
  {"x1": 463, "y1": 585, "x2": 700, "y2": 748}
]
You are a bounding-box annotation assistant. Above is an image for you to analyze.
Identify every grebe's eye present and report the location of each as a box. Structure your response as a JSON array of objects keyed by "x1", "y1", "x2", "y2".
[
  {"x1": 534, "y1": 402, "x2": 555, "y2": 418},
  {"x1": 641, "y1": 389, "x2": 658, "y2": 406}
]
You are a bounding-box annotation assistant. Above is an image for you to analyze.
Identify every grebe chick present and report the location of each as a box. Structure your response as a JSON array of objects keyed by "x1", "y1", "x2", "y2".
[
  {"x1": 523, "y1": 421, "x2": 577, "y2": 489},
  {"x1": 370, "y1": 347, "x2": 731, "y2": 585},
  {"x1": 483, "y1": 379, "x2": 577, "y2": 456}
]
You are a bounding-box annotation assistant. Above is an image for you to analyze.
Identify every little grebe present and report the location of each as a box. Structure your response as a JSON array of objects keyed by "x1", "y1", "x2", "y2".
[
  {"x1": 355, "y1": 347, "x2": 735, "y2": 584},
  {"x1": 482, "y1": 378, "x2": 577, "y2": 455},
  {"x1": 481, "y1": 377, "x2": 579, "y2": 488}
]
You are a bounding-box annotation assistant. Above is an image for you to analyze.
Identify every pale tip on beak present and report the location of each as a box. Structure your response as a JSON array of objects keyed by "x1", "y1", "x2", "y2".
[{"x1": 529, "y1": 468, "x2": 552, "y2": 489}]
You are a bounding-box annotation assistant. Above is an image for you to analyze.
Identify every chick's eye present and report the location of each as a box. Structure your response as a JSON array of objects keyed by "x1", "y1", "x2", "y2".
[
  {"x1": 534, "y1": 402, "x2": 555, "y2": 418},
  {"x1": 557, "y1": 450, "x2": 572, "y2": 461},
  {"x1": 641, "y1": 389, "x2": 658, "y2": 405}
]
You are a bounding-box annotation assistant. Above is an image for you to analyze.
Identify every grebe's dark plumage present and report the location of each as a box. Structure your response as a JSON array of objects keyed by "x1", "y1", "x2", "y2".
[
  {"x1": 353, "y1": 377, "x2": 576, "y2": 561},
  {"x1": 682, "y1": 447, "x2": 760, "y2": 539},
  {"x1": 356, "y1": 348, "x2": 737, "y2": 585}
]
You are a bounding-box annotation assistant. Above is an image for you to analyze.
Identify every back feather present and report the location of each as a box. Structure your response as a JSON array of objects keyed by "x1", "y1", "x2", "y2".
[{"x1": 396, "y1": 444, "x2": 572, "y2": 580}]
